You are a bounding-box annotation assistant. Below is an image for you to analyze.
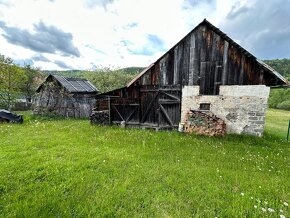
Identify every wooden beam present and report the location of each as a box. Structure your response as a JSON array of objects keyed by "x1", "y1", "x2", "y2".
[
  {"x1": 125, "y1": 106, "x2": 138, "y2": 123},
  {"x1": 221, "y1": 41, "x2": 229, "y2": 85},
  {"x1": 159, "y1": 104, "x2": 174, "y2": 126},
  {"x1": 112, "y1": 105, "x2": 124, "y2": 121},
  {"x1": 160, "y1": 91, "x2": 180, "y2": 101},
  {"x1": 140, "y1": 91, "x2": 159, "y2": 123}
]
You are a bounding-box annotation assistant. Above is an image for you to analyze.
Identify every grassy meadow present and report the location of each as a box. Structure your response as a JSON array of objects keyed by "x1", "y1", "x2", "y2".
[{"x1": 0, "y1": 109, "x2": 289, "y2": 217}]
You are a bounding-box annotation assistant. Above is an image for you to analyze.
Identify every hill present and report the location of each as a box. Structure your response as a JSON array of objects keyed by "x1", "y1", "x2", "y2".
[
  {"x1": 42, "y1": 67, "x2": 144, "y2": 78},
  {"x1": 264, "y1": 58, "x2": 290, "y2": 80}
]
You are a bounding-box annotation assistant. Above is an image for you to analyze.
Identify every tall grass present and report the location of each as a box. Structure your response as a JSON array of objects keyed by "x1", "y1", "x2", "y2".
[{"x1": 0, "y1": 109, "x2": 289, "y2": 217}]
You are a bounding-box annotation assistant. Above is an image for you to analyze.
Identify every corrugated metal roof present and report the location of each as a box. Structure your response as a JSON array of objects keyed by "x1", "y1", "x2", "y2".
[
  {"x1": 53, "y1": 75, "x2": 98, "y2": 93},
  {"x1": 37, "y1": 75, "x2": 98, "y2": 93}
]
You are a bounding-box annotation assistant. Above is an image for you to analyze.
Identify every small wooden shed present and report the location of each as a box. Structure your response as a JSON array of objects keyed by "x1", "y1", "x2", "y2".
[
  {"x1": 94, "y1": 19, "x2": 289, "y2": 136},
  {"x1": 34, "y1": 75, "x2": 98, "y2": 118}
]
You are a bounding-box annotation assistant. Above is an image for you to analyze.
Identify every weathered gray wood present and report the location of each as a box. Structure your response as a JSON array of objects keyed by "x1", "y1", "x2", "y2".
[
  {"x1": 200, "y1": 62, "x2": 206, "y2": 94},
  {"x1": 125, "y1": 106, "x2": 139, "y2": 123},
  {"x1": 112, "y1": 105, "x2": 125, "y2": 121},
  {"x1": 140, "y1": 91, "x2": 159, "y2": 123},
  {"x1": 160, "y1": 56, "x2": 167, "y2": 85},
  {"x1": 188, "y1": 33, "x2": 196, "y2": 85},
  {"x1": 239, "y1": 55, "x2": 245, "y2": 84},
  {"x1": 159, "y1": 104, "x2": 174, "y2": 126},
  {"x1": 221, "y1": 41, "x2": 229, "y2": 85}
]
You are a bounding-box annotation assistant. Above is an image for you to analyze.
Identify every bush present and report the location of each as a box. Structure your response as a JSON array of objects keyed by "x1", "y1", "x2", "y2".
[
  {"x1": 269, "y1": 88, "x2": 290, "y2": 109},
  {"x1": 276, "y1": 100, "x2": 290, "y2": 110}
]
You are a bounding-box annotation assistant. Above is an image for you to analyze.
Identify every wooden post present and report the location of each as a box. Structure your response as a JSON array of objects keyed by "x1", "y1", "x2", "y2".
[
  {"x1": 108, "y1": 96, "x2": 111, "y2": 125},
  {"x1": 287, "y1": 120, "x2": 290, "y2": 141}
]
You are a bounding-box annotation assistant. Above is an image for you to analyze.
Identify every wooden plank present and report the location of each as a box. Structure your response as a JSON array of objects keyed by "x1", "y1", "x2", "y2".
[
  {"x1": 199, "y1": 61, "x2": 207, "y2": 94},
  {"x1": 221, "y1": 41, "x2": 229, "y2": 85},
  {"x1": 182, "y1": 37, "x2": 190, "y2": 85},
  {"x1": 159, "y1": 56, "x2": 167, "y2": 85},
  {"x1": 112, "y1": 105, "x2": 124, "y2": 121},
  {"x1": 160, "y1": 91, "x2": 180, "y2": 101},
  {"x1": 140, "y1": 91, "x2": 159, "y2": 123},
  {"x1": 125, "y1": 106, "x2": 139, "y2": 123},
  {"x1": 239, "y1": 55, "x2": 245, "y2": 84},
  {"x1": 188, "y1": 33, "x2": 195, "y2": 85},
  {"x1": 213, "y1": 65, "x2": 222, "y2": 95},
  {"x1": 159, "y1": 104, "x2": 174, "y2": 126},
  {"x1": 159, "y1": 100, "x2": 180, "y2": 104},
  {"x1": 167, "y1": 50, "x2": 174, "y2": 85}
]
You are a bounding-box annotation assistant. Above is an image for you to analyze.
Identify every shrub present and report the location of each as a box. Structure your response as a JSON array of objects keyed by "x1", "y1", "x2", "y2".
[
  {"x1": 269, "y1": 88, "x2": 290, "y2": 108},
  {"x1": 276, "y1": 100, "x2": 290, "y2": 110}
]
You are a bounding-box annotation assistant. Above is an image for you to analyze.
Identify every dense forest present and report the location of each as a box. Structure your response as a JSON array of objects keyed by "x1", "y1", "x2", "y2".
[{"x1": 0, "y1": 53, "x2": 289, "y2": 110}]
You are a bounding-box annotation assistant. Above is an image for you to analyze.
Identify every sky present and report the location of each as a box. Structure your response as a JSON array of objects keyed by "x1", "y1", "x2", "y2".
[{"x1": 0, "y1": 0, "x2": 289, "y2": 70}]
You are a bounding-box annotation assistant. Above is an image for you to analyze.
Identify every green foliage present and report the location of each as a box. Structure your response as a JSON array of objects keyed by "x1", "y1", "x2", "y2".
[
  {"x1": 0, "y1": 55, "x2": 27, "y2": 109},
  {"x1": 0, "y1": 109, "x2": 289, "y2": 217},
  {"x1": 269, "y1": 88, "x2": 290, "y2": 110},
  {"x1": 277, "y1": 100, "x2": 290, "y2": 110},
  {"x1": 264, "y1": 58, "x2": 290, "y2": 80},
  {"x1": 85, "y1": 69, "x2": 138, "y2": 93},
  {"x1": 20, "y1": 64, "x2": 44, "y2": 102}
]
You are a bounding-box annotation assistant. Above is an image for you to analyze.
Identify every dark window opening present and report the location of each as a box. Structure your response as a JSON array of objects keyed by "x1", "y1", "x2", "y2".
[{"x1": 200, "y1": 103, "x2": 210, "y2": 111}]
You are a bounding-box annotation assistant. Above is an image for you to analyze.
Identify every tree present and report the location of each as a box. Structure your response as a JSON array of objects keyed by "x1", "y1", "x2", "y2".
[
  {"x1": 21, "y1": 64, "x2": 43, "y2": 103},
  {"x1": 0, "y1": 54, "x2": 27, "y2": 109}
]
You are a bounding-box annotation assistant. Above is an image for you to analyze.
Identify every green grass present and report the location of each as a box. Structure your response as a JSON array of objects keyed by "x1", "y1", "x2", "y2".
[{"x1": 0, "y1": 109, "x2": 289, "y2": 217}]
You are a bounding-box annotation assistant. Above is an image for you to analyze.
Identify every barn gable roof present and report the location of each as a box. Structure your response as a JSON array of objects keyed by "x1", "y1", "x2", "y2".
[
  {"x1": 36, "y1": 75, "x2": 98, "y2": 93},
  {"x1": 127, "y1": 19, "x2": 288, "y2": 87}
]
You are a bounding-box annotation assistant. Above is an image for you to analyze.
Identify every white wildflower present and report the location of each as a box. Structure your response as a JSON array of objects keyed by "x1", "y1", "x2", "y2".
[
  {"x1": 267, "y1": 208, "x2": 275, "y2": 212},
  {"x1": 283, "y1": 202, "x2": 288, "y2": 207},
  {"x1": 254, "y1": 205, "x2": 257, "y2": 209},
  {"x1": 261, "y1": 208, "x2": 266, "y2": 212},
  {"x1": 280, "y1": 215, "x2": 285, "y2": 218},
  {"x1": 241, "y1": 192, "x2": 244, "y2": 196},
  {"x1": 279, "y1": 209, "x2": 283, "y2": 213}
]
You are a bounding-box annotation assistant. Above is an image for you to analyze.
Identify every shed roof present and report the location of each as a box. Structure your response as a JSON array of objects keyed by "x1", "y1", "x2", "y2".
[
  {"x1": 127, "y1": 19, "x2": 289, "y2": 87},
  {"x1": 37, "y1": 75, "x2": 98, "y2": 93}
]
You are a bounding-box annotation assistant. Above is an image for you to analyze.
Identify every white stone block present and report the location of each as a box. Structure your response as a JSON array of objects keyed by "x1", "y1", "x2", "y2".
[{"x1": 220, "y1": 85, "x2": 270, "y2": 98}]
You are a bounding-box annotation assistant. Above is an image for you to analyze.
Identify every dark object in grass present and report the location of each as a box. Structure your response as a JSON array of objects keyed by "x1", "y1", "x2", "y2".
[
  {"x1": 90, "y1": 109, "x2": 109, "y2": 125},
  {"x1": 0, "y1": 109, "x2": 23, "y2": 124}
]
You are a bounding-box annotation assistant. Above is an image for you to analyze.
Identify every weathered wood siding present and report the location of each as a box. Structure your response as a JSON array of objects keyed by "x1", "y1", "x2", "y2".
[
  {"x1": 34, "y1": 79, "x2": 96, "y2": 118},
  {"x1": 133, "y1": 24, "x2": 280, "y2": 94}
]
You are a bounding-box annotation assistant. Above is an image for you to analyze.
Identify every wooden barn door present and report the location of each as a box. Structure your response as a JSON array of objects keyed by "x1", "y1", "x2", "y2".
[{"x1": 140, "y1": 86, "x2": 181, "y2": 129}]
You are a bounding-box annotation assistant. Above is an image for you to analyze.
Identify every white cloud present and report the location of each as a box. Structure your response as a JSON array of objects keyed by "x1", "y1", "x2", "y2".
[{"x1": 0, "y1": 0, "x2": 288, "y2": 70}]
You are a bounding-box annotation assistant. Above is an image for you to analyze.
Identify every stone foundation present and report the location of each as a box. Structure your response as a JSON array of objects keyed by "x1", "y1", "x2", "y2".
[{"x1": 181, "y1": 85, "x2": 270, "y2": 136}]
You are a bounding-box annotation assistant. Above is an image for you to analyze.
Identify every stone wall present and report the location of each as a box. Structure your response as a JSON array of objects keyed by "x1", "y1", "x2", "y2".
[{"x1": 181, "y1": 85, "x2": 270, "y2": 136}]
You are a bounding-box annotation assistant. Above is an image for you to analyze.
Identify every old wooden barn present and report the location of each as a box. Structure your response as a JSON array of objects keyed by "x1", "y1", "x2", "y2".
[
  {"x1": 94, "y1": 19, "x2": 288, "y2": 136},
  {"x1": 34, "y1": 75, "x2": 98, "y2": 118}
]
